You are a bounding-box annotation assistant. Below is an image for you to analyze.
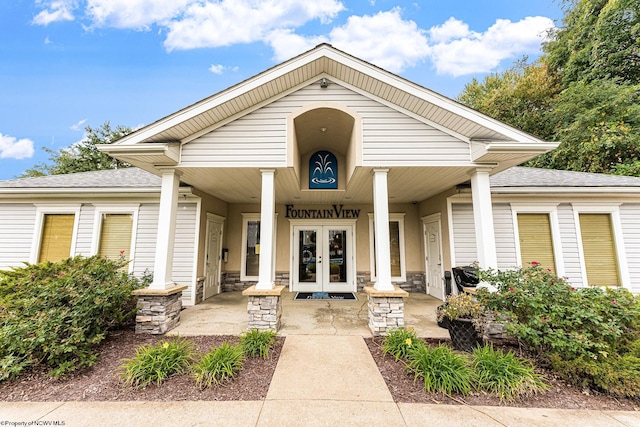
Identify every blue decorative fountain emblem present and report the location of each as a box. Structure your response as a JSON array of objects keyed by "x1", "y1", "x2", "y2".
[{"x1": 310, "y1": 150, "x2": 337, "y2": 189}]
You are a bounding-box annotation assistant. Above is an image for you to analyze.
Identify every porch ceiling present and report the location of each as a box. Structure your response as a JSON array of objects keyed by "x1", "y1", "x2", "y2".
[{"x1": 179, "y1": 166, "x2": 474, "y2": 204}]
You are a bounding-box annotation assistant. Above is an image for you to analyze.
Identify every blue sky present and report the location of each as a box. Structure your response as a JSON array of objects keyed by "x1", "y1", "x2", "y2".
[{"x1": 0, "y1": 0, "x2": 562, "y2": 180}]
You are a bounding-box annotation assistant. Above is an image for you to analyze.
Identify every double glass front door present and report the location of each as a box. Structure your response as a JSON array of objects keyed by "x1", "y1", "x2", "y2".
[{"x1": 293, "y1": 225, "x2": 354, "y2": 292}]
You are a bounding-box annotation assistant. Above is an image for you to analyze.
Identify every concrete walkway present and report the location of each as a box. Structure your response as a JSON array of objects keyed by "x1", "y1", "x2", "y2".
[
  {"x1": 170, "y1": 291, "x2": 450, "y2": 339},
  {"x1": 2, "y1": 335, "x2": 640, "y2": 426}
]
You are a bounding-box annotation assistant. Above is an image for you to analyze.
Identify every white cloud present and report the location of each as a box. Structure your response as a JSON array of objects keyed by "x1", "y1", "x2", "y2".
[
  {"x1": 428, "y1": 16, "x2": 554, "y2": 76},
  {"x1": 209, "y1": 64, "x2": 225, "y2": 74},
  {"x1": 33, "y1": 0, "x2": 77, "y2": 25},
  {"x1": 164, "y1": 0, "x2": 345, "y2": 51},
  {"x1": 267, "y1": 8, "x2": 430, "y2": 73},
  {"x1": 429, "y1": 17, "x2": 470, "y2": 44},
  {"x1": 266, "y1": 29, "x2": 328, "y2": 64},
  {"x1": 30, "y1": 0, "x2": 554, "y2": 78},
  {"x1": 0, "y1": 133, "x2": 35, "y2": 160},
  {"x1": 44, "y1": 36, "x2": 53, "y2": 45},
  {"x1": 70, "y1": 119, "x2": 87, "y2": 131},
  {"x1": 85, "y1": 0, "x2": 192, "y2": 30},
  {"x1": 326, "y1": 8, "x2": 430, "y2": 73}
]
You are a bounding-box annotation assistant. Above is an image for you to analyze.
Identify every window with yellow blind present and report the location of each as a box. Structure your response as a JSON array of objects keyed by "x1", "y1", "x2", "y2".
[
  {"x1": 579, "y1": 213, "x2": 620, "y2": 286},
  {"x1": 98, "y1": 213, "x2": 133, "y2": 261},
  {"x1": 38, "y1": 214, "x2": 75, "y2": 263},
  {"x1": 517, "y1": 213, "x2": 556, "y2": 274}
]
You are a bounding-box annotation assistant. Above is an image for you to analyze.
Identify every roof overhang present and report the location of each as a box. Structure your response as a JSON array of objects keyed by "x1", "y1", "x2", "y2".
[
  {"x1": 97, "y1": 142, "x2": 180, "y2": 169},
  {"x1": 470, "y1": 140, "x2": 559, "y2": 165}
]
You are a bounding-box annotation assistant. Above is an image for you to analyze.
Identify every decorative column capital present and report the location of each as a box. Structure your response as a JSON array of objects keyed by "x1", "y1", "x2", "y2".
[{"x1": 372, "y1": 168, "x2": 390, "y2": 175}]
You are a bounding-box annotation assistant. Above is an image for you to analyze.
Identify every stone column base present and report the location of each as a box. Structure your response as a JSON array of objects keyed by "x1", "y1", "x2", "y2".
[
  {"x1": 364, "y1": 286, "x2": 409, "y2": 336},
  {"x1": 242, "y1": 285, "x2": 286, "y2": 331},
  {"x1": 132, "y1": 285, "x2": 187, "y2": 334}
]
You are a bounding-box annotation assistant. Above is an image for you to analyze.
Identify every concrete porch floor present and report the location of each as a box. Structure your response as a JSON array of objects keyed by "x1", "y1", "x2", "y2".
[{"x1": 169, "y1": 291, "x2": 450, "y2": 338}]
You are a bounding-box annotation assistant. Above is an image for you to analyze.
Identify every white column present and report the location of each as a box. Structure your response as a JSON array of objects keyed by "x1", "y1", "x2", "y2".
[
  {"x1": 150, "y1": 169, "x2": 181, "y2": 290},
  {"x1": 470, "y1": 168, "x2": 498, "y2": 269},
  {"x1": 256, "y1": 169, "x2": 276, "y2": 290},
  {"x1": 373, "y1": 168, "x2": 394, "y2": 291}
]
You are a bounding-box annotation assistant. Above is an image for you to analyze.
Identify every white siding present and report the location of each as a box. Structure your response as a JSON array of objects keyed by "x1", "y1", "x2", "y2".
[
  {"x1": 180, "y1": 111, "x2": 288, "y2": 167},
  {"x1": 361, "y1": 107, "x2": 469, "y2": 165},
  {"x1": 132, "y1": 202, "x2": 198, "y2": 304},
  {"x1": 0, "y1": 203, "x2": 36, "y2": 269},
  {"x1": 131, "y1": 203, "x2": 158, "y2": 277},
  {"x1": 557, "y1": 204, "x2": 583, "y2": 286},
  {"x1": 620, "y1": 204, "x2": 640, "y2": 293},
  {"x1": 493, "y1": 203, "x2": 517, "y2": 269},
  {"x1": 74, "y1": 205, "x2": 94, "y2": 256},
  {"x1": 173, "y1": 203, "x2": 197, "y2": 303},
  {"x1": 451, "y1": 203, "x2": 477, "y2": 266},
  {"x1": 181, "y1": 82, "x2": 469, "y2": 167}
]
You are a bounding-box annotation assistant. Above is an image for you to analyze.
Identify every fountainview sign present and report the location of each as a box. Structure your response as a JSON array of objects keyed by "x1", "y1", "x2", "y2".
[{"x1": 285, "y1": 204, "x2": 361, "y2": 219}]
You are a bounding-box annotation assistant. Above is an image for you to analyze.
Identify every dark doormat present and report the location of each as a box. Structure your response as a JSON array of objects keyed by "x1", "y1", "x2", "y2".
[{"x1": 294, "y1": 292, "x2": 357, "y2": 301}]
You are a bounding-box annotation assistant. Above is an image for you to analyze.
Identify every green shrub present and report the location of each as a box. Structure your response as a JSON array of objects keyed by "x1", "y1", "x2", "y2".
[
  {"x1": 407, "y1": 344, "x2": 474, "y2": 395},
  {"x1": 240, "y1": 329, "x2": 276, "y2": 359},
  {"x1": 192, "y1": 342, "x2": 244, "y2": 388},
  {"x1": 477, "y1": 264, "x2": 640, "y2": 361},
  {"x1": 120, "y1": 337, "x2": 195, "y2": 388},
  {"x1": 381, "y1": 328, "x2": 419, "y2": 362},
  {"x1": 471, "y1": 345, "x2": 548, "y2": 401},
  {"x1": 0, "y1": 255, "x2": 144, "y2": 380},
  {"x1": 477, "y1": 264, "x2": 640, "y2": 397},
  {"x1": 550, "y1": 354, "x2": 640, "y2": 397}
]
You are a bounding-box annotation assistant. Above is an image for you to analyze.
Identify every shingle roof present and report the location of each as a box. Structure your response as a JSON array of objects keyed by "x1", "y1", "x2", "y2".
[
  {"x1": 490, "y1": 167, "x2": 640, "y2": 188},
  {"x1": 0, "y1": 167, "x2": 160, "y2": 189}
]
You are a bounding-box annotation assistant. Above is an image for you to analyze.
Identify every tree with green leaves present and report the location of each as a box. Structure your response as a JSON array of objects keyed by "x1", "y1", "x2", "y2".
[
  {"x1": 458, "y1": 60, "x2": 561, "y2": 141},
  {"x1": 546, "y1": 0, "x2": 640, "y2": 86},
  {"x1": 457, "y1": 0, "x2": 640, "y2": 176},
  {"x1": 21, "y1": 122, "x2": 132, "y2": 177}
]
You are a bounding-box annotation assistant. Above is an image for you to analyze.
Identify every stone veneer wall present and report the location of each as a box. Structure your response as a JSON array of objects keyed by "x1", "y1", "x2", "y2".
[
  {"x1": 222, "y1": 271, "x2": 424, "y2": 294},
  {"x1": 246, "y1": 295, "x2": 282, "y2": 330},
  {"x1": 222, "y1": 271, "x2": 290, "y2": 292},
  {"x1": 194, "y1": 277, "x2": 205, "y2": 304},
  {"x1": 366, "y1": 291, "x2": 407, "y2": 336},
  {"x1": 357, "y1": 271, "x2": 425, "y2": 293},
  {"x1": 135, "y1": 293, "x2": 182, "y2": 334}
]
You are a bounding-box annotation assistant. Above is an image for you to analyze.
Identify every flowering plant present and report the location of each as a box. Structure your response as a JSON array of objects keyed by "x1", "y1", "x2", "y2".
[{"x1": 437, "y1": 293, "x2": 486, "y2": 322}]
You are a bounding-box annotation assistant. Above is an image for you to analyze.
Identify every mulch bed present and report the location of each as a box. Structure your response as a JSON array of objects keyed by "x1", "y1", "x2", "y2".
[
  {"x1": 365, "y1": 337, "x2": 640, "y2": 411},
  {"x1": 2, "y1": 330, "x2": 640, "y2": 410},
  {"x1": 0, "y1": 330, "x2": 284, "y2": 401}
]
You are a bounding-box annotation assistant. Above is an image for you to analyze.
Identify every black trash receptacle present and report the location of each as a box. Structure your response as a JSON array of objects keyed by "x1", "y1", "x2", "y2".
[{"x1": 451, "y1": 266, "x2": 479, "y2": 294}]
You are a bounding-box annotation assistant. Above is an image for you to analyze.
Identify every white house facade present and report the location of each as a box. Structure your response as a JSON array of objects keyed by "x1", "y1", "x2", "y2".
[{"x1": 1, "y1": 44, "x2": 638, "y2": 333}]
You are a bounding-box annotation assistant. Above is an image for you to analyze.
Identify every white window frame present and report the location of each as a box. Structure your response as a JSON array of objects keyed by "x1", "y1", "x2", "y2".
[
  {"x1": 572, "y1": 203, "x2": 630, "y2": 289},
  {"x1": 510, "y1": 203, "x2": 565, "y2": 277},
  {"x1": 368, "y1": 213, "x2": 406, "y2": 282},
  {"x1": 91, "y1": 204, "x2": 140, "y2": 273},
  {"x1": 30, "y1": 204, "x2": 81, "y2": 263},
  {"x1": 241, "y1": 213, "x2": 277, "y2": 282}
]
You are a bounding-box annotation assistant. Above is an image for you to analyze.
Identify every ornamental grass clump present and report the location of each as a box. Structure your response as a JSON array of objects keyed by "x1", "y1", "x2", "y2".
[
  {"x1": 192, "y1": 342, "x2": 244, "y2": 388},
  {"x1": 381, "y1": 328, "x2": 419, "y2": 361},
  {"x1": 120, "y1": 337, "x2": 195, "y2": 388},
  {"x1": 407, "y1": 343, "x2": 474, "y2": 395},
  {"x1": 240, "y1": 329, "x2": 277, "y2": 359},
  {"x1": 471, "y1": 344, "x2": 548, "y2": 401}
]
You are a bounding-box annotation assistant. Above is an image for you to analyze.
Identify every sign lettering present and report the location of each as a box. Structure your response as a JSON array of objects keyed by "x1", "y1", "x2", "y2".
[{"x1": 285, "y1": 204, "x2": 360, "y2": 219}]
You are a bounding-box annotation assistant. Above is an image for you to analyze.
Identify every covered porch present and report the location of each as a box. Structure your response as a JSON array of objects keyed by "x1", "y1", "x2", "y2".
[{"x1": 169, "y1": 291, "x2": 449, "y2": 338}]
